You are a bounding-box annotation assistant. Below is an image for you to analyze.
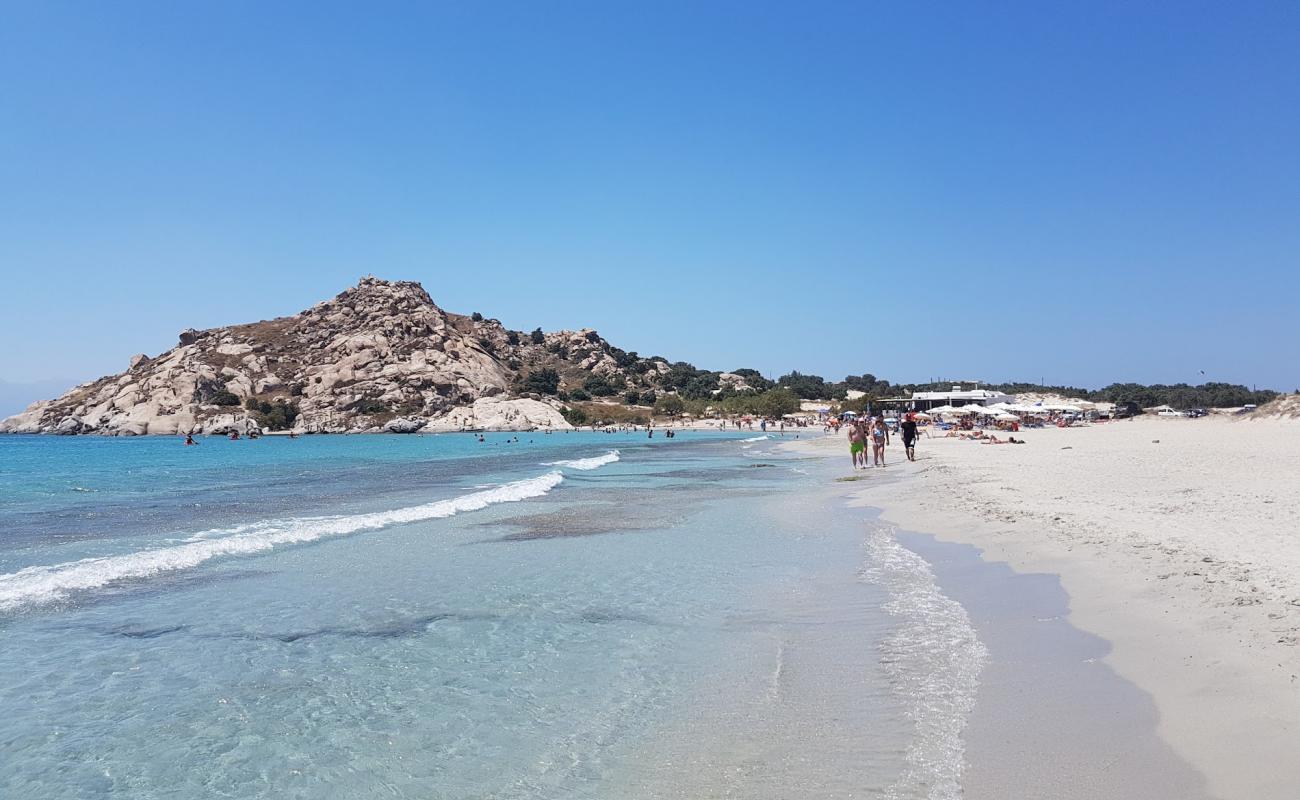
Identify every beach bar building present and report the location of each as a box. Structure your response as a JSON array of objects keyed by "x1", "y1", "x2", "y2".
[{"x1": 908, "y1": 387, "x2": 1015, "y2": 411}]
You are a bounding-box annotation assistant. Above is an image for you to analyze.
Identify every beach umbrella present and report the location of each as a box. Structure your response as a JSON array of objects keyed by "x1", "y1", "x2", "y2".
[{"x1": 993, "y1": 411, "x2": 1018, "y2": 421}]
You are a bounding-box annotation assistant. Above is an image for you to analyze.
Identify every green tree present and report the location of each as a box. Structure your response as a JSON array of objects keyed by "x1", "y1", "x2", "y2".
[
  {"x1": 521, "y1": 368, "x2": 560, "y2": 395},
  {"x1": 756, "y1": 387, "x2": 801, "y2": 417},
  {"x1": 777, "y1": 371, "x2": 829, "y2": 400},
  {"x1": 654, "y1": 393, "x2": 686, "y2": 417},
  {"x1": 530, "y1": 328, "x2": 545, "y2": 345}
]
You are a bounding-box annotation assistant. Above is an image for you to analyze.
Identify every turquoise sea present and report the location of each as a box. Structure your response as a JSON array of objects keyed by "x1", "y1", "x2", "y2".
[{"x1": 0, "y1": 431, "x2": 984, "y2": 799}]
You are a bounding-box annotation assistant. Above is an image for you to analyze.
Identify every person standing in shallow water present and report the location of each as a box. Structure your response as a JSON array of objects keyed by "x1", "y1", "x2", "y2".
[{"x1": 900, "y1": 412, "x2": 918, "y2": 462}]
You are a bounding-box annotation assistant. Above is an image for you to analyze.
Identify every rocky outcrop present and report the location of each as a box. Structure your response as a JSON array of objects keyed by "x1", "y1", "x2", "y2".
[
  {"x1": 199, "y1": 414, "x2": 264, "y2": 437},
  {"x1": 2, "y1": 276, "x2": 669, "y2": 435},
  {"x1": 717, "y1": 372, "x2": 754, "y2": 392},
  {"x1": 383, "y1": 416, "x2": 427, "y2": 434},
  {"x1": 426, "y1": 398, "x2": 573, "y2": 432}
]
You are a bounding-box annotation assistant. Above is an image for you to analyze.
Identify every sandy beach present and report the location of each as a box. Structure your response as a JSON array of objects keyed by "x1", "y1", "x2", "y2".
[{"x1": 792, "y1": 415, "x2": 1300, "y2": 799}]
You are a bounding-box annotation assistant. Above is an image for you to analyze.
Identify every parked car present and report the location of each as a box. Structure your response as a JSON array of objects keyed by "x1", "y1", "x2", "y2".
[{"x1": 1111, "y1": 401, "x2": 1142, "y2": 419}]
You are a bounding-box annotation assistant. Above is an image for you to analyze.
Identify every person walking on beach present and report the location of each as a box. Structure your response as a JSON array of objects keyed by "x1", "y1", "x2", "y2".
[
  {"x1": 847, "y1": 419, "x2": 866, "y2": 469},
  {"x1": 900, "y1": 412, "x2": 918, "y2": 462},
  {"x1": 870, "y1": 414, "x2": 889, "y2": 466}
]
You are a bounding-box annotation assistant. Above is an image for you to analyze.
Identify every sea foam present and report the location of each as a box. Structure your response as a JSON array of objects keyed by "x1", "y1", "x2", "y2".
[
  {"x1": 0, "y1": 471, "x2": 565, "y2": 614},
  {"x1": 542, "y1": 450, "x2": 620, "y2": 470},
  {"x1": 741, "y1": 435, "x2": 769, "y2": 442},
  {"x1": 861, "y1": 525, "x2": 988, "y2": 800}
]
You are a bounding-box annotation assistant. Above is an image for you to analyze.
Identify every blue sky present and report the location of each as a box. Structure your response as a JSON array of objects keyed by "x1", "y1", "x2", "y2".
[{"x1": 2, "y1": 1, "x2": 1297, "y2": 411}]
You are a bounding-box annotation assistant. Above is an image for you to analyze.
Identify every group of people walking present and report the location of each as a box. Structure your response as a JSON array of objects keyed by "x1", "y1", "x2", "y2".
[{"x1": 847, "y1": 412, "x2": 920, "y2": 468}]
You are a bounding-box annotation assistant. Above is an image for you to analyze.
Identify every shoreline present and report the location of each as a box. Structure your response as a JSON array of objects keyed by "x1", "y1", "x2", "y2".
[
  {"x1": 897, "y1": 527, "x2": 1211, "y2": 799},
  {"x1": 785, "y1": 418, "x2": 1300, "y2": 799}
]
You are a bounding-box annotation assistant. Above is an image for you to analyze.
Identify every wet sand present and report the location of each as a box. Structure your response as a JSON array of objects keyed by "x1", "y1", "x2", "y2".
[{"x1": 901, "y1": 529, "x2": 1211, "y2": 799}]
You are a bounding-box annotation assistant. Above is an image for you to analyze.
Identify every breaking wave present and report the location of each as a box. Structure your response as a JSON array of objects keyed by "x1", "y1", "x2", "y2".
[
  {"x1": 542, "y1": 450, "x2": 620, "y2": 470},
  {"x1": 741, "y1": 435, "x2": 769, "y2": 443},
  {"x1": 0, "y1": 472, "x2": 565, "y2": 614},
  {"x1": 861, "y1": 525, "x2": 988, "y2": 800}
]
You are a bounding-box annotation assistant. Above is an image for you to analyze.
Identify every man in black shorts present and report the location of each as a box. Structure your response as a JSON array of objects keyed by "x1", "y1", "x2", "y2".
[{"x1": 900, "y1": 412, "x2": 919, "y2": 462}]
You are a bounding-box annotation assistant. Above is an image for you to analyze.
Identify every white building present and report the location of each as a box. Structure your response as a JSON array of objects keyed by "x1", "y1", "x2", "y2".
[{"x1": 911, "y1": 387, "x2": 1015, "y2": 409}]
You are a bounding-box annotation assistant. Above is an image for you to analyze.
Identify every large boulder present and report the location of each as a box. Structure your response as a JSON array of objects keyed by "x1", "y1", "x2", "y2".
[
  {"x1": 427, "y1": 397, "x2": 573, "y2": 432},
  {"x1": 0, "y1": 401, "x2": 53, "y2": 433},
  {"x1": 383, "y1": 416, "x2": 427, "y2": 434},
  {"x1": 200, "y1": 414, "x2": 263, "y2": 436},
  {"x1": 53, "y1": 416, "x2": 85, "y2": 435}
]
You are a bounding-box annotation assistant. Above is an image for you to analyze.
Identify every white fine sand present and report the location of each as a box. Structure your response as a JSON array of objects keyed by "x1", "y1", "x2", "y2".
[{"x1": 792, "y1": 416, "x2": 1300, "y2": 800}]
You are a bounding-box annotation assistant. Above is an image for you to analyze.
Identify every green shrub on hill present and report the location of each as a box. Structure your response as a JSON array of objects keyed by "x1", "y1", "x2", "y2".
[
  {"x1": 560, "y1": 406, "x2": 589, "y2": 426},
  {"x1": 583, "y1": 375, "x2": 621, "y2": 397},
  {"x1": 520, "y1": 368, "x2": 560, "y2": 395},
  {"x1": 243, "y1": 397, "x2": 300, "y2": 430}
]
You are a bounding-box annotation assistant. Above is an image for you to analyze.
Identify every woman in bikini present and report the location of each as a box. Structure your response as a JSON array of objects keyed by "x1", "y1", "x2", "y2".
[{"x1": 871, "y1": 414, "x2": 889, "y2": 466}]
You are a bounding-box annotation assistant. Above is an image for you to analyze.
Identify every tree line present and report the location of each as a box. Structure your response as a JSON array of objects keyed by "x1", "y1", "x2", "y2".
[
  {"x1": 518, "y1": 358, "x2": 1279, "y2": 415},
  {"x1": 907, "y1": 380, "x2": 1278, "y2": 410}
]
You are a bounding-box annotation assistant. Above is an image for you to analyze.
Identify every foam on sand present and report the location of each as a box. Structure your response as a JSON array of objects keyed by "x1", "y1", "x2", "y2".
[
  {"x1": 542, "y1": 450, "x2": 620, "y2": 470},
  {"x1": 861, "y1": 524, "x2": 987, "y2": 800},
  {"x1": 0, "y1": 472, "x2": 565, "y2": 614}
]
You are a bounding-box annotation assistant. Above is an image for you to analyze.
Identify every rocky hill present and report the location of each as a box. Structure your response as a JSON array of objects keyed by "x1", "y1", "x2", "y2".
[{"x1": 0, "y1": 277, "x2": 674, "y2": 435}]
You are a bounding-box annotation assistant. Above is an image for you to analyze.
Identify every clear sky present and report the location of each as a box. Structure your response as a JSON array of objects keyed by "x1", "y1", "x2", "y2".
[{"x1": 2, "y1": 1, "x2": 1297, "y2": 408}]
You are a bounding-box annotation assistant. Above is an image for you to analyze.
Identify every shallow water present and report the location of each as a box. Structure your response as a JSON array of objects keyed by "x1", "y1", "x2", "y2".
[{"x1": 0, "y1": 432, "x2": 985, "y2": 798}]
